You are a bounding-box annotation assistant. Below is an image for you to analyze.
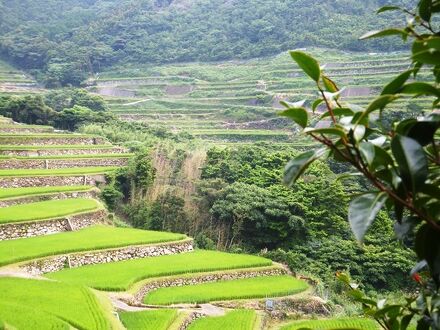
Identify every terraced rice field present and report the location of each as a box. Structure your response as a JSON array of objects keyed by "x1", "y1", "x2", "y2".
[
  {"x1": 188, "y1": 310, "x2": 257, "y2": 330},
  {"x1": 0, "y1": 166, "x2": 119, "y2": 177},
  {"x1": 0, "y1": 185, "x2": 94, "y2": 199},
  {"x1": 46, "y1": 250, "x2": 273, "y2": 290},
  {"x1": 144, "y1": 275, "x2": 308, "y2": 305},
  {"x1": 120, "y1": 309, "x2": 178, "y2": 330},
  {"x1": 92, "y1": 48, "x2": 426, "y2": 145},
  {"x1": 281, "y1": 318, "x2": 379, "y2": 330},
  {"x1": 0, "y1": 225, "x2": 186, "y2": 266},
  {"x1": 0, "y1": 198, "x2": 101, "y2": 224},
  {"x1": 0, "y1": 277, "x2": 113, "y2": 329}
]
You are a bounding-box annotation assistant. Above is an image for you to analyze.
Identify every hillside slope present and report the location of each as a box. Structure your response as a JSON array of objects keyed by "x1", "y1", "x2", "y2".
[{"x1": 0, "y1": 0, "x2": 412, "y2": 85}]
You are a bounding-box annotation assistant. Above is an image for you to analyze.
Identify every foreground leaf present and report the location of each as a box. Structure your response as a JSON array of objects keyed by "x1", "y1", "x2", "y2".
[
  {"x1": 289, "y1": 51, "x2": 321, "y2": 82},
  {"x1": 284, "y1": 148, "x2": 326, "y2": 186},
  {"x1": 391, "y1": 135, "x2": 428, "y2": 194},
  {"x1": 279, "y1": 107, "x2": 308, "y2": 128},
  {"x1": 348, "y1": 192, "x2": 388, "y2": 242},
  {"x1": 360, "y1": 29, "x2": 408, "y2": 40}
]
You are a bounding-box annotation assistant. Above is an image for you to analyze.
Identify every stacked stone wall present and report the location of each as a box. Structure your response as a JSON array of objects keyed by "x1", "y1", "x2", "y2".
[
  {"x1": 0, "y1": 158, "x2": 129, "y2": 169},
  {"x1": 0, "y1": 174, "x2": 107, "y2": 188},
  {"x1": 0, "y1": 136, "x2": 108, "y2": 146},
  {"x1": 0, "y1": 190, "x2": 98, "y2": 207},
  {"x1": 0, "y1": 209, "x2": 106, "y2": 240},
  {"x1": 134, "y1": 267, "x2": 287, "y2": 303},
  {"x1": 19, "y1": 240, "x2": 194, "y2": 275},
  {"x1": 0, "y1": 147, "x2": 128, "y2": 157}
]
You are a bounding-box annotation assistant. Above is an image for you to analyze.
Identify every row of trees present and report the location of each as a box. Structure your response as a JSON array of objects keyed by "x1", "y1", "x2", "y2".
[{"x1": 0, "y1": 89, "x2": 112, "y2": 130}]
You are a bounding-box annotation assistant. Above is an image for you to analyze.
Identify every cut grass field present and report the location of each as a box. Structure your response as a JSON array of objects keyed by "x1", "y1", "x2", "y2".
[
  {"x1": 46, "y1": 250, "x2": 273, "y2": 290},
  {"x1": 0, "y1": 198, "x2": 100, "y2": 224},
  {"x1": 0, "y1": 166, "x2": 119, "y2": 177},
  {"x1": 0, "y1": 225, "x2": 187, "y2": 266},
  {"x1": 0, "y1": 277, "x2": 112, "y2": 329},
  {"x1": 144, "y1": 275, "x2": 308, "y2": 305},
  {"x1": 280, "y1": 318, "x2": 379, "y2": 330},
  {"x1": 188, "y1": 310, "x2": 256, "y2": 330},
  {"x1": 119, "y1": 309, "x2": 178, "y2": 330},
  {"x1": 0, "y1": 185, "x2": 94, "y2": 200}
]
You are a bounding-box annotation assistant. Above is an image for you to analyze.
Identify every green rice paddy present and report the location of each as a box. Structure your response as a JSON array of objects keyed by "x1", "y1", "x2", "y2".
[
  {"x1": 0, "y1": 198, "x2": 100, "y2": 224},
  {"x1": 0, "y1": 166, "x2": 119, "y2": 177},
  {"x1": 281, "y1": 318, "x2": 379, "y2": 330},
  {"x1": 188, "y1": 310, "x2": 256, "y2": 330},
  {"x1": 46, "y1": 250, "x2": 273, "y2": 290},
  {"x1": 119, "y1": 309, "x2": 178, "y2": 330},
  {"x1": 0, "y1": 225, "x2": 187, "y2": 266},
  {"x1": 0, "y1": 185, "x2": 94, "y2": 200},
  {"x1": 144, "y1": 275, "x2": 308, "y2": 305},
  {"x1": 0, "y1": 277, "x2": 112, "y2": 329}
]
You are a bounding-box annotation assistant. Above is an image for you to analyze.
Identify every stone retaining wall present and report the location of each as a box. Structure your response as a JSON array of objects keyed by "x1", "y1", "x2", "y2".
[
  {"x1": 0, "y1": 174, "x2": 107, "y2": 188},
  {"x1": 179, "y1": 313, "x2": 203, "y2": 330},
  {"x1": 0, "y1": 136, "x2": 108, "y2": 146},
  {"x1": 0, "y1": 128, "x2": 54, "y2": 134},
  {"x1": 0, "y1": 157, "x2": 129, "y2": 170},
  {"x1": 20, "y1": 239, "x2": 194, "y2": 275},
  {"x1": 0, "y1": 209, "x2": 106, "y2": 241},
  {"x1": 0, "y1": 147, "x2": 128, "y2": 157},
  {"x1": 133, "y1": 267, "x2": 288, "y2": 303},
  {"x1": 0, "y1": 190, "x2": 98, "y2": 207}
]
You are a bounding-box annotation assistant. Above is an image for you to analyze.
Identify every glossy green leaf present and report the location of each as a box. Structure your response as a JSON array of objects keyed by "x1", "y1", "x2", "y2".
[
  {"x1": 348, "y1": 192, "x2": 388, "y2": 242},
  {"x1": 400, "y1": 82, "x2": 440, "y2": 97},
  {"x1": 360, "y1": 29, "x2": 408, "y2": 40},
  {"x1": 381, "y1": 70, "x2": 413, "y2": 95},
  {"x1": 391, "y1": 135, "x2": 428, "y2": 194},
  {"x1": 283, "y1": 148, "x2": 326, "y2": 186},
  {"x1": 312, "y1": 98, "x2": 323, "y2": 112},
  {"x1": 279, "y1": 107, "x2": 308, "y2": 128},
  {"x1": 304, "y1": 127, "x2": 347, "y2": 138},
  {"x1": 289, "y1": 51, "x2": 321, "y2": 82},
  {"x1": 415, "y1": 225, "x2": 440, "y2": 283},
  {"x1": 412, "y1": 37, "x2": 440, "y2": 65},
  {"x1": 377, "y1": 5, "x2": 401, "y2": 13},
  {"x1": 320, "y1": 108, "x2": 353, "y2": 119},
  {"x1": 396, "y1": 119, "x2": 440, "y2": 146},
  {"x1": 354, "y1": 95, "x2": 399, "y2": 125},
  {"x1": 419, "y1": 0, "x2": 433, "y2": 21},
  {"x1": 322, "y1": 75, "x2": 339, "y2": 93}
]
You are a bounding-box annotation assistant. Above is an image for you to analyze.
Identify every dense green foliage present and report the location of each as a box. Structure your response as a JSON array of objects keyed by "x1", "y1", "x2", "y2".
[
  {"x1": 119, "y1": 309, "x2": 177, "y2": 330},
  {"x1": 0, "y1": 277, "x2": 112, "y2": 329},
  {"x1": 195, "y1": 145, "x2": 414, "y2": 291},
  {"x1": 0, "y1": 198, "x2": 100, "y2": 224},
  {"x1": 0, "y1": 90, "x2": 112, "y2": 129},
  {"x1": 0, "y1": 0, "x2": 412, "y2": 85},
  {"x1": 188, "y1": 310, "x2": 256, "y2": 330},
  {"x1": 0, "y1": 225, "x2": 186, "y2": 266},
  {"x1": 46, "y1": 250, "x2": 273, "y2": 290},
  {"x1": 144, "y1": 275, "x2": 308, "y2": 305},
  {"x1": 282, "y1": 0, "x2": 440, "y2": 328}
]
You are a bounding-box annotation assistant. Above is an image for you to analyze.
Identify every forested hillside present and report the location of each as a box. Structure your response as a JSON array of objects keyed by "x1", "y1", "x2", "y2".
[{"x1": 0, "y1": 0, "x2": 412, "y2": 86}]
